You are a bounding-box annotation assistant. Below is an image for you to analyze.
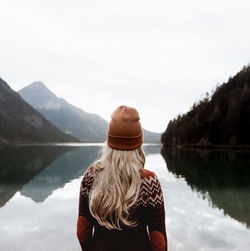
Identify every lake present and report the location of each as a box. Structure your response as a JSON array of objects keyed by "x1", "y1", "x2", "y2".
[{"x1": 0, "y1": 144, "x2": 250, "y2": 251}]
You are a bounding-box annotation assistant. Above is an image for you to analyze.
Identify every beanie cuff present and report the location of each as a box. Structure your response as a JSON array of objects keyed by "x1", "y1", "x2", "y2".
[{"x1": 107, "y1": 133, "x2": 143, "y2": 150}]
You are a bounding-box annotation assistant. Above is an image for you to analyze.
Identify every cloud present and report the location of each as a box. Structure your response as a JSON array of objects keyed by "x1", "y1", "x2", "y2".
[{"x1": 0, "y1": 0, "x2": 250, "y2": 131}]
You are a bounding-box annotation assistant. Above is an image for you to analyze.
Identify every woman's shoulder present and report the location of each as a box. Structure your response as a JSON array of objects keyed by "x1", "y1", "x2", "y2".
[
  {"x1": 140, "y1": 168, "x2": 161, "y2": 188},
  {"x1": 82, "y1": 165, "x2": 95, "y2": 182},
  {"x1": 140, "y1": 168, "x2": 157, "y2": 180},
  {"x1": 80, "y1": 165, "x2": 95, "y2": 197},
  {"x1": 85, "y1": 165, "x2": 95, "y2": 175},
  {"x1": 138, "y1": 168, "x2": 164, "y2": 207}
]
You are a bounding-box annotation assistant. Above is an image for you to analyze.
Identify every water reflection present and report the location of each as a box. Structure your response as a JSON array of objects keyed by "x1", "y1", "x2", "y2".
[
  {"x1": 0, "y1": 145, "x2": 76, "y2": 207},
  {"x1": 20, "y1": 146, "x2": 100, "y2": 202},
  {"x1": 1, "y1": 144, "x2": 250, "y2": 251},
  {"x1": 0, "y1": 144, "x2": 160, "y2": 205},
  {"x1": 161, "y1": 147, "x2": 250, "y2": 228}
]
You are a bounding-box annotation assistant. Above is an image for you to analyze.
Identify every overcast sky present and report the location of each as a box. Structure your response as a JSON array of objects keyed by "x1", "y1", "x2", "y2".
[{"x1": 0, "y1": 0, "x2": 250, "y2": 132}]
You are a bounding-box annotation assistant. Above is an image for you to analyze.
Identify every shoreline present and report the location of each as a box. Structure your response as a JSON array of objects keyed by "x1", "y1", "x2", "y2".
[
  {"x1": 161, "y1": 144, "x2": 250, "y2": 150},
  {"x1": 0, "y1": 142, "x2": 162, "y2": 147}
]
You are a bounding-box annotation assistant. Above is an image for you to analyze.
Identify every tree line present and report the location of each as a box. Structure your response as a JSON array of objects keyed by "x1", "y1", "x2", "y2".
[{"x1": 161, "y1": 64, "x2": 250, "y2": 148}]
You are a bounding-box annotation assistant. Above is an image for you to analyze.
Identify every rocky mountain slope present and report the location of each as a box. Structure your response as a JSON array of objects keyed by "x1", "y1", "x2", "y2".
[
  {"x1": 0, "y1": 78, "x2": 78, "y2": 144},
  {"x1": 19, "y1": 81, "x2": 161, "y2": 142}
]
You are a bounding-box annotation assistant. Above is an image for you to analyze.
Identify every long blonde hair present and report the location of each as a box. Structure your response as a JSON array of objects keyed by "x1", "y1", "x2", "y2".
[{"x1": 89, "y1": 143, "x2": 146, "y2": 230}]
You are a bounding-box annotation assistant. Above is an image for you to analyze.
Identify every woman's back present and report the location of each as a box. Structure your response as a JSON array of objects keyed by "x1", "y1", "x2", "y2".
[{"x1": 78, "y1": 166, "x2": 167, "y2": 251}]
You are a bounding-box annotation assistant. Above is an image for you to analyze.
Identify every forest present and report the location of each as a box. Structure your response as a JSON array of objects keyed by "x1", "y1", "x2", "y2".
[{"x1": 161, "y1": 64, "x2": 250, "y2": 148}]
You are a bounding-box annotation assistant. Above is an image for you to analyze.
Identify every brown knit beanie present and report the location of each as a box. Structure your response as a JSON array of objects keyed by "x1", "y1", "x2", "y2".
[{"x1": 107, "y1": 105, "x2": 143, "y2": 150}]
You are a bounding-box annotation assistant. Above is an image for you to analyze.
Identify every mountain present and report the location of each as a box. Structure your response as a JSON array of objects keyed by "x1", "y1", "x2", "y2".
[
  {"x1": 161, "y1": 64, "x2": 250, "y2": 148},
  {"x1": 19, "y1": 81, "x2": 161, "y2": 142},
  {"x1": 19, "y1": 81, "x2": 108, "y2": 142},
  {"x1": 0, "y1": 78, "x2": 78, "y2": 144},
  {"x1": 143, "y1": 128, "x2": 161, "y2": 143}
]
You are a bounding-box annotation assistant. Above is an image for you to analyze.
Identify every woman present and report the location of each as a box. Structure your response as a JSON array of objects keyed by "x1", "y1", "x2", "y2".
[{"x1": 77, "y1": 105, "x2": 167, "y2": 251}]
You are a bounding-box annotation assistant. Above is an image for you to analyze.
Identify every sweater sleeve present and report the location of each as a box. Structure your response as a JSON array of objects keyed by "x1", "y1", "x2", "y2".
[
  {"x1": 146, "y1": 172, "x2": 168, "y2": 251},
  {"x1": 77, "y1": 167, "x2": 94, "y2": 251}
]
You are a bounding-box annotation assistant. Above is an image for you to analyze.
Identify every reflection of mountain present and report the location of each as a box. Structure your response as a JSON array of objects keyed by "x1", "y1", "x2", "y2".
[
  {"x1": 0, "y1": 144, "x2": 161, "y2": 205},
  {"x1": 161, "y1": 147, "x2": 250, "y2": 228},
  {"x1": 20, "y1": 144, "x2": 161, "y2": 203},
  {"x1": 143, "y1": 144, "x2": 161, "y2": 155},
  {"x1": 0, "y1": 146, "x2": 75, "y2": 207},
  {"x1": 20, "y1": 146, "x2": 101, "y2": 202}
]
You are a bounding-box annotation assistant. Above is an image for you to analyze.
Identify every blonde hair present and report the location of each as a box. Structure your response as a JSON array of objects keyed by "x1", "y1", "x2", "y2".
[{"x1": 89, "y1": 143, "x2": 146, "y2": 230}]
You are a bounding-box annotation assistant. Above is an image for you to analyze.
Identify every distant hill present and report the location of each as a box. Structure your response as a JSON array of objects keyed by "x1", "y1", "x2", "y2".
[
  {"x1": 161, "y1": 64, "x2": 250, "y2": 148},
  {"x1": 0, "y1": 78, "x2": 78, "y2": 144},
  {"x1": 19, "y1": 81, "x2": 109, "y2": 142},
  {"x1": 143, "y1": 128, "x2": 161, "y2": 143},
  {"x1": 19, "y1": 81, "x2": 161, "y2": 143}
]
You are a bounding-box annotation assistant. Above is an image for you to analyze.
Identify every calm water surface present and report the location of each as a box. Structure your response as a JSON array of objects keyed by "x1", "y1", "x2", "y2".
[{"x1": 0, "y1": 144, "x2": 250, "y2": 251}]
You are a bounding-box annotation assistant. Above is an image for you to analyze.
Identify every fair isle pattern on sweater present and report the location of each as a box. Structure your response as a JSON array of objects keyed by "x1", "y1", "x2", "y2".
[
  {"x1": 77, "y1": 166, "x2": 167, "y2": 251},
  {"x1": 80, "y1": 166, "x2": 94, "y2": 197},
  {"x1": 136, "y1": 171, "x2": 164, "y2": 207},
  {"x1": 80, "y1": 166, "x2": 164, "y2": 208}
]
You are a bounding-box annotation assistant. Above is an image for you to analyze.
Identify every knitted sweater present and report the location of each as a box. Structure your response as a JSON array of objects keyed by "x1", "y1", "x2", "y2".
[{"x1": 77, "y1": 166, "x2": 167, "y2": 251}]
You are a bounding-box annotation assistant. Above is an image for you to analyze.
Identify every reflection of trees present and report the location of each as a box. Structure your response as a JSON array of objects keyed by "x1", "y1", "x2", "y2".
[
  {"x1": 0, "y1": 146, "x2": 75, "y2": 207},
  {"x1": 161, "y1": 147, "x2": 250, "y2": 228}
]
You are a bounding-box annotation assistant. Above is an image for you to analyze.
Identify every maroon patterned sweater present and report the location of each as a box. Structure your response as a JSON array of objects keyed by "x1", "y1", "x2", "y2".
[{"x1": 77, "y1": 166, "x2": 167, "y2": 251}]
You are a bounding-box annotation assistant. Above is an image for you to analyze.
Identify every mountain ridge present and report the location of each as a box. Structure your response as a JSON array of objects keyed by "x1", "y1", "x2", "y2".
[
  {"x1": 19, "y1": 82, "x2": 161, "y2": 142},
  {"x1": 0, "y1": 78, "x2": 78, "y2": 144}
]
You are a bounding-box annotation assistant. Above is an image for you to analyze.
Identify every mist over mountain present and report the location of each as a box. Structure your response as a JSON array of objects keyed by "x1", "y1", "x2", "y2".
[
  {"x1": 0, "y1": 78, "x2": 78, "y2": 144},
  {"x1": 19, "y1": 82, "x2": 108, "y2": 142},
  {"x1": 19, "y1": 82, "x2": 161, "y2": 142}
]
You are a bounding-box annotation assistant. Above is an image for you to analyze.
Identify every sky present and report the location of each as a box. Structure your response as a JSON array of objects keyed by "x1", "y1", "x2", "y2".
[{"x1": 0, "y1": 0, "x2": 250, "y2": 132}]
